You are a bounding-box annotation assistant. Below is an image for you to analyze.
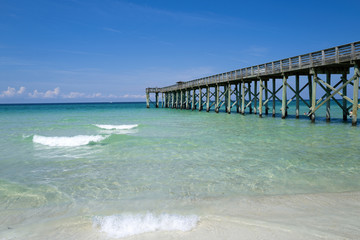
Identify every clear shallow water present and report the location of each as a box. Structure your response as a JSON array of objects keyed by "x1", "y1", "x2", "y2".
[{"x1": 0, "y1": 102, "x2": 360, "y2": 239}]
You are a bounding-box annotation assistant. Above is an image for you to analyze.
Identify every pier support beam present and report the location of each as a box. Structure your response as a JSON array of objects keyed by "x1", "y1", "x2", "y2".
[
  {"x1": 281, "y1": 75, "x2": 287, "y2": 119},
  {"x1": 155, "y1": 92, "x2": 159, "y2": 108},
  {"x1": 272, "y1": 78, "x2": 276, "y2": 117},
  {"x1": 308, "y1": 75, "x2": 312, "y2": 115},
  {"x1": 248, "y1": 83, "x2": 252, "y2": 114},
  {"x1": 206, "y1": 87, "x2": 210, "y2": 112},
  {"x1": 227, "y1": 83, "x2": 231, "y2": 114},
  {"x1": 296, "y1": 75, "x2": 300, "y2": 118},
  {"x1": 259, "y1": 78, "x2": 263, "y2": 118},
  {"x1": 215, "y1": 85, "x2": 219, "y2": 113},
  {"x1": 236, "y1": 84, "x2": 240, "y2": 113},
  {"x1": 146, "y1": 92, "x2": 150, "y2": 108},
  {"x1": 352, "y1": 62, "x2": 359, "y2": 126},
  {"x1": 192, "y1": 89, "x2": 196, "y2": 110},
  {"x1": 326, "y1": 72, "x2": 331, "y2": 121},
  {"x1": 180, "y1": 90, "x2": 183, "y2": 109},
  {"x1": 176, "y1": 91, "x2": 179, "y2": 109},
  {"x1": 265, "y1": 80, "x2": 269, "y2": 115},
  {"x1": 171, "y1": 92, "x2": 175, "y2": 108},
  {"x1": 254, "y1": 81, "x2": 257, "y2": 114},
  {"x1": 241, "y1": 81, "x2": 245, "y2": 115},
  {"x1": 342, "y1": 73, "x2": 348, "y2": 121},
  {"x1": 199, "y1": 87, "x2": 203, "y2": 111},
  {"x1": 311, "y1": 72, "x2": 317, "y2": 123}
]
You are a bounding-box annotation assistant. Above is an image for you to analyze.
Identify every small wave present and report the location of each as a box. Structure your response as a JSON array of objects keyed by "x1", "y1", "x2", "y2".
[
  {"x1": 93, "y1": 213, "x2": 199, "y2": 238},
  {"x1": 33, "y1": 135, "x2": 108, "y2": 147},
  {"x1": 94, "y1": 124, "x2": 138, "y2": 130}
]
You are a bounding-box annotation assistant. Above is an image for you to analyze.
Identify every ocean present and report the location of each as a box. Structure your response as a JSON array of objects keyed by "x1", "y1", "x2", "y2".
[{"x1": 1, "y1": 101, "x2": 360, "y2": 239}]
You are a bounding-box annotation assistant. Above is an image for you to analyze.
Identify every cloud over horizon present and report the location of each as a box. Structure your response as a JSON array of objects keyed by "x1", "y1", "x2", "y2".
[
  {"x1": 0, "y1": 86, "x2": 26, "y2": 97},
  {"x1": 29, "y1": 87, "x2": 60, "y2": 98},
  {"x1": 0, "y1": 86, "x2": 146, "y2": 101}
]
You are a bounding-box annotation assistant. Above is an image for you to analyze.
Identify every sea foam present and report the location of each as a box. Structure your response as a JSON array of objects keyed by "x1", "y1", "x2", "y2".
[
  {"x1": 93, "y1": 213, "x2": 199, "y2": 238},
  {"x1": 94, "y1": 124, "x2": 138, "y2": 130},
  {"x1": 33, "y1": 135, "x2": 107, "y2": 147}
]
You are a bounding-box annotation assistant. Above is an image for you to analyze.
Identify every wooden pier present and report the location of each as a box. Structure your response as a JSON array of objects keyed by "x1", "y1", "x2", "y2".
[{"x1": 146, "y1": 41, "x2": 360, "y2": 125}]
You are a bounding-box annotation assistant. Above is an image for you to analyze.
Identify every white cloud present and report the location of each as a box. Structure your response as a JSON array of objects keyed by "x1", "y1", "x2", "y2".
[
  {"x1": 62, "y1": 92, "x2": 86, "y2": 99},
  {"x1": 1, "y1": 85, "x2": 146, "y2": 101},
  {"x1": 121, "y1": 94, "x2": 146, "y2": 99},
  {"x1": 0, "y1": 86, "x2": 26, "y2": 97},
  {"x1": 87, "y1": 93, "x2": 102, "y2": 98},
  {"x1": 28, "y1": 90, "x2": 42, "y2": 98},
  {"x1": 44, "y1": 87, "x2": 60, "y2": 98},
  {"x1": 17, "y1": 86, "x2": 26, "y2": 94},
  {"x1": 29, "y1": 87, "x2": 60, "y2": 98}
]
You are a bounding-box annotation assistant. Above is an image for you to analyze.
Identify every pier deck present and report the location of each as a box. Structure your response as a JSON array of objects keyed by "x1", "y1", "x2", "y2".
[{"x1": 146, "y1": 41, "x2": 360, "y2": 125}]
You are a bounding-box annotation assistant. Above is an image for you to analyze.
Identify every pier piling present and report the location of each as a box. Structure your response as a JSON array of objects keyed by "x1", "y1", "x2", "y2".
[{"x1": 146, "y1": 41, "x2": 360, "y2": 126}]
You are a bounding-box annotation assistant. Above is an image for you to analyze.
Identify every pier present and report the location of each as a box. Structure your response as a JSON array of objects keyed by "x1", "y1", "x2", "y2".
[{"x1": 146, "y1": 41, "x2": 360, "y2": 125}]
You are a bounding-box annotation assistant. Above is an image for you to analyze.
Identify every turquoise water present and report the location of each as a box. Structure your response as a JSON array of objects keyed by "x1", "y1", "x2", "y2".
[{"x1": 1, "y1": 102, "x2": 360, "y2": 239}]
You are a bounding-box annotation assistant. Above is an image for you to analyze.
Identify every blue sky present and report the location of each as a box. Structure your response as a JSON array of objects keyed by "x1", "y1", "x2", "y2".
[{"x1": 0, "y1": 0, "x2": 359, "y2": 103}]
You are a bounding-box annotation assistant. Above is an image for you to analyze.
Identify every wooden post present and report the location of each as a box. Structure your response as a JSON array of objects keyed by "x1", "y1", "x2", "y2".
[
  {"x1": 188, "y1": 90, "x2": 191, "y2": 109},
  {"x1": 146, "y1": 92, "x2": 150, "y2": 108},
  {"x1": 199, "y1": 87, "x2": 203, "y2": 111},
  {"x1": 180, "y1": 90, "x2": 183, "y2": 109},
  {"x1": 254, "y1": 80, "x2": 257, "y2": 114},
  {"x1": 162, "y1": 93, "x2": 164, "y2": 108},
  {"x1": 165, "y1": 93, "x2": 168, "y2": 108},
  {"x1": 155, "y1": 92, "x2": 159, "y2": 108},
  {"x1": 342, "y1": 72, "x2": 347, "y2": 121},
  {"x1": 169, "y1": 92, "x2": 172, "y2": 108},
  {"x1": 281, "y1": 75, "x2": 287, "y2": 119},
  {"x1": 272, "y1": 78, "x2": 276, "y2": 117},
  {"x1": 176, "y1": 91, "x2": 179, "y2": 109},
  {"x1": 224, "y1": 85, "x2": 228, "y2": 113},
  {"x1": 296, "y1": 75, "x2": 300, "y2": 118},
  {"x1": 172, "y1": 92, "x2": 174, "y2": 108},
  {"x1": 308, "y1": 75, "x2": 312, "y2": 113},
  {"x1": 206, "y1": 86, "x2": 210, "y2": 112},
  {"x1": 259, "y1": 78, "x2": 263, "y2": 118},
  {"x1": 241, "y1": 81, "x2": 245, "y2": 115},
  {"x1": 311, "y1": 72, "x2": 317, "y2": 123},
  {"x1": 192, "y1": 89, "x2": 195, "y2": 110},
  {"x1": 215, "y1": 85, "x2": 219, "y2": 113},
  {"x1": 352, "y1": 63, "x2": 359, "y2": 126},
  {"x1": 248, "y1": 82, "x2": 252, "y2": 114},
  {"x1": 265, "y1": 80, "x2": 269, "y2": 115},
  {"x1": 237, "y1": 84, "x2": 240, "y2": 113},
  {"x1": 326, "y1": 72, "x2": 331, "y2": 121},
  {"x1": 167, "y1": 92, "x2": 170, "y2": 108},
  {"x1": 227, "y1": 83, "x2": 231, "y2": 114}
]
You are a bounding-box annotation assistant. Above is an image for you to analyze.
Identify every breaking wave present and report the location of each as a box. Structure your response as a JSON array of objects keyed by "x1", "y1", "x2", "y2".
[
  {"x1": 32, "y1": 135, "x2": 108, "y2": 147},
  {"x1": 93, "y1": 213, "x2": 199, "y2": 238}
]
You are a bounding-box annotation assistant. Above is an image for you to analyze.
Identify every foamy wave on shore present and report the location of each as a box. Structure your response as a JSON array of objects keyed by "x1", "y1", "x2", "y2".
[
  {"x1": 33, "y1": 135, "x2": 108, "y2": 147},
  {"x1": 93, "y1": 213, "x2": 199, "y2": 238},
  {"x1": 94, "y1": 124, "x2": 138, "y2": 130}
]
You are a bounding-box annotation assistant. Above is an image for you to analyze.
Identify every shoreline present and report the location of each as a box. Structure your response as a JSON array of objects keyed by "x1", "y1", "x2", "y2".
[{"x1": 2, "y1": 191, "x2": 360, "y2": 239}]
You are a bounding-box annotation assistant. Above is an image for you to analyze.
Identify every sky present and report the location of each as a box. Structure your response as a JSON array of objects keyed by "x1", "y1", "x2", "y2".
[{"x1": 0, "y1": 0, "x2": 360, "y2": 103}]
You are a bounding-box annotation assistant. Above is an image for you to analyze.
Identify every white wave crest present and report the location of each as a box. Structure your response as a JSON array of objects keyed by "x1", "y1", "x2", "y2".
[
  {"x1": 94, "y1": 124, "x2": 138, "y2": 130},
  {"x1": 93, "y1": 213, "x2": 199, "y2": 238},
  {"x1": 33, "y1": 135, "x2": 107, "y2": 147}
]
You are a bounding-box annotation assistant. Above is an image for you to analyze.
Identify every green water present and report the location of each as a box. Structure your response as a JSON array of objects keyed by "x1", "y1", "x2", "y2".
[{"x1": 0, "y1": 102, "x2": 359, "y2": 239}]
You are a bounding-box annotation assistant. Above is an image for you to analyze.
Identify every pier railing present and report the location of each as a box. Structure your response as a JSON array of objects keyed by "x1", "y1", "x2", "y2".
[{"x1": 147, "y1": 41, "x2": 360, "y2": 93}]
